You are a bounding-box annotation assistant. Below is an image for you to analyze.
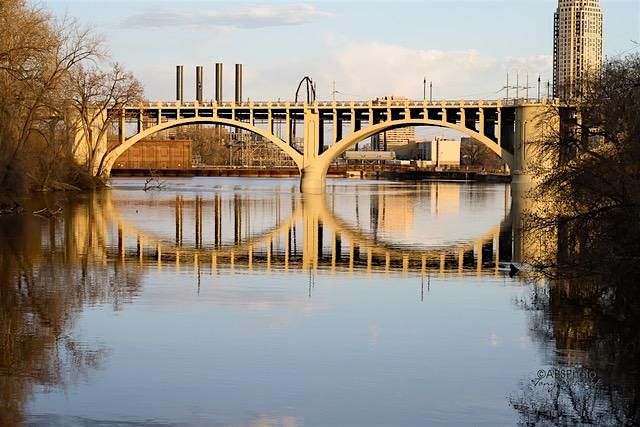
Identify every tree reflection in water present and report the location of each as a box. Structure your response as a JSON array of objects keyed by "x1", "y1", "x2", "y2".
[
  {"x1": 510, "y1": 213, "x2": 640, "y2": 425},
  {"x1": 510, "y1": 55, "x2": 640, "y2": 425},
  {"x1": 0, "y1": 195, "x2": 142, "y2": 425}
]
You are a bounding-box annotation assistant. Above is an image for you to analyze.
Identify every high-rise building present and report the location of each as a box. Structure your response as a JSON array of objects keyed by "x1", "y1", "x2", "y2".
[
  {"x1": 371, "y1": 96, "x2": 416, "y2": 150},
  {"x1": 371, "y1": 127, "x2": 416, "y2": 150},
  {"x1": 553, "y1": 0, "x2": 603, "y2": 99}
]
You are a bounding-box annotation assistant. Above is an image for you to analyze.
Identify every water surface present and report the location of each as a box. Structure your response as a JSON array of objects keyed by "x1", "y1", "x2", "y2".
[{"x1": 0, "y1": 178, "x2": 596, "y2": 426}]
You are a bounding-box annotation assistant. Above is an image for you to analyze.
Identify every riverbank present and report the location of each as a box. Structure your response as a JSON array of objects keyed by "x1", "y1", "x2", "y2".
[{"x1": 112, "y1": 166, "x2": 511, "y2": 182}]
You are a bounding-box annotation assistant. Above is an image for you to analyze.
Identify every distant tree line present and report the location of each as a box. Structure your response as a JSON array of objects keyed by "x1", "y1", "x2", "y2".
[
  {"x1": 460, "y1": 137, "x2": 504, "y2": 170},
  {"x1": 0, "y1": 0, "x2": 142, "y2": 202},
  {"x1": 175, "y1": 126, "x2": 232, "y2": 166}
]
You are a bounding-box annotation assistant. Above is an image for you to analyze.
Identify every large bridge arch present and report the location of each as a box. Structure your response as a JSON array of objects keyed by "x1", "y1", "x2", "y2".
[
  {"x1": 100, "y1": 117, "x2": 304, "y2": 177},
  {"x1": 319, "y1": 118, "x2": 514, "y2": 174}
]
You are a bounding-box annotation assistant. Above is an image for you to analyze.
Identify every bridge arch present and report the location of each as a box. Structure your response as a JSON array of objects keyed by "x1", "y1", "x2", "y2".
[
  {"x1": 318, "y1": 118, "x2": 514, "y2": 175},
  {"x1": 100, "y1": 117, "x2": 304, "y2": 177}
]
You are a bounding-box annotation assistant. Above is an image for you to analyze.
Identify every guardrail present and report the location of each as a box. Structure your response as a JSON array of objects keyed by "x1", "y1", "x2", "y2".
[{"x1": 125, "y1": 97, "x2": 553, "y2": 110}]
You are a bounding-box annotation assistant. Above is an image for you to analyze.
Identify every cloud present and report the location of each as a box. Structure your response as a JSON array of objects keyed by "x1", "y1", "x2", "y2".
[
  {"x1": 121, "y1": 4, "x2": 334, "y2": 30},
  {"x1": 138, "y1": 41, "x2": 553, "y2": 104},
  {"x1": 246, "y1": 41, "x2": 553, "y2": 101},
  {"x1": 325, "y1": 43, "x2": 498, "y2": 99}
]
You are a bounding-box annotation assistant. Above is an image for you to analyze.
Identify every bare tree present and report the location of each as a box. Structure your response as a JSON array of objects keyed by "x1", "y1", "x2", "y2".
[
  {"x1": 0, "y1": 0, "x2": 102, "y2": 193},
  {"x1": 0, "y1": 0, "x2": 144, "y2": 194},
  {"x1": 68, "y1": 62, "x2": 144, "y2": 178},
  {"x1": 524, "y1": 53, "x2": 640, "y2": 276},
  {"x1": 177, "y1": 125, "x2": 232, "y2": 166},
  {"x1": 459, "y1": 138, "x2": 505, "y2": 170}
]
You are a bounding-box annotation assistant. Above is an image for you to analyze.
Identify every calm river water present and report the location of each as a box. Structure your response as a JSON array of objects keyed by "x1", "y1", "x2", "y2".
[{"x1": 0, "y1": 178, "x2": 627, "y2": 426}]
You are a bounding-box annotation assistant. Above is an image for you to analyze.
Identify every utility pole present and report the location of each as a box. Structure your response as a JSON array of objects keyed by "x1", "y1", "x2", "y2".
[
  {"x1": 332, "y1": 80, "x2": 336, "y2": 103},
  {"x1": 525, "y1": 71, "x2": 529, "y2": 101},
  {"x1": 423, "y1": 77, "x2": 426, "y2": 101},
  {"x1": 429, "y1": 81, "x2": 433, "y2": 103},
  {"x1": 506, "y1": 73, "x2": 510, "y2": 101},
  {"x1": 516, "y1": 70, "x2": 520, "y2": 100}
]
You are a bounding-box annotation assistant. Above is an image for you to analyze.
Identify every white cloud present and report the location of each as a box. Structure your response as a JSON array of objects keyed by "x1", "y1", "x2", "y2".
[
  {"x1": 323, "y1": 43, "x2": 497, "y2": 99},
  {"x1": 248, "y1": 41, "x2": 553, "y2": 101},
  {"x1": 121, "y1": 4, "x2": 334, "y2": 30},
  {"x1": 138, "y1": 41, "x2": 553, "y2": 104}
]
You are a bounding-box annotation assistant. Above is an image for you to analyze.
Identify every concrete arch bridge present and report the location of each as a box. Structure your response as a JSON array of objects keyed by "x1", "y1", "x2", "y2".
[{"x1": 90, "y1": 98, "x2": 549, "y2": 192}]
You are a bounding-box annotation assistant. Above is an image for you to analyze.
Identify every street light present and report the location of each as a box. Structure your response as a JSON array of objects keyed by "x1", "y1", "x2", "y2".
[
  {"x1": 423, "y1": 76, "x2": 426, "y2": 101},
  {"x1": 423, "y1": 78, "x2": 433, "y2": 102},
  {"x1": 537, "y1": 75, "x2": 541, "y2": 102}
]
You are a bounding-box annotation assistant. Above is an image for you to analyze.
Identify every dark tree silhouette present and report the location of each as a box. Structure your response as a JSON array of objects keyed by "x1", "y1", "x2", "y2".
[{"x1": 511, "y1": 53, "x2": 640, "y2": 426}]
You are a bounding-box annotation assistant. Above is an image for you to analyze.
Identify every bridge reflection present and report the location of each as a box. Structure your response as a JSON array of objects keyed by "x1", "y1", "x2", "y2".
[
  {"x1": 1, "y1": 183, "x2": 519, "y2": 424},
  {"x1": 70, "y1": 183, "x2": 517, "y2": 276}
]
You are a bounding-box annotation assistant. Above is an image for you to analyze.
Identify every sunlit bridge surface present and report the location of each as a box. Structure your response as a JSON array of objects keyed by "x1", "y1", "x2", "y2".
[{"x1": 2, "y1": 178, "x2": 552, "y2": 426}]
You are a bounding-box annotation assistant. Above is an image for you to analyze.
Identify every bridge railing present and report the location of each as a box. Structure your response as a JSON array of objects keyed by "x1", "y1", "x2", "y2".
[{"x1": 126, "y1": 97, "x2": 553, "y2": 111}]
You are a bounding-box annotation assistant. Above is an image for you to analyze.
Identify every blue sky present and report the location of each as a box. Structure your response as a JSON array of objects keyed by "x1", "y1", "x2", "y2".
[{"x1": 43, "y1": 1, "x2": 639, "y2": 101}]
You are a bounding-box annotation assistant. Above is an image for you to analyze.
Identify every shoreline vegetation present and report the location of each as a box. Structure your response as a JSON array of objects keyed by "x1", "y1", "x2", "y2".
[
  {"x1": 0, "y1": 0, "x2": 143, "y2": 208},
  {"x1": 509, "y1": 53, "x2": 640, "y2": 425},
  {"x1": 524, "y1": 53, "x2": 640, "y2": 279}
]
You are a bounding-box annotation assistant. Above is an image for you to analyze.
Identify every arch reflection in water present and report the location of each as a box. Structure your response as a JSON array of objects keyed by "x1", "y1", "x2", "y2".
[
  {"x1": 102, "y1": 182, "x2": 514, "y2": 276},
  {"x1": 1, "y1": 180, "x2": 520, "y2": 425}
]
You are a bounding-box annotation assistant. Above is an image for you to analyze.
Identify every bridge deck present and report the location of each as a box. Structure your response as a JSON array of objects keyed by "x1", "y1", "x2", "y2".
[{"x1": 123, "y1": 98, "x2": 547, "y2": 112}]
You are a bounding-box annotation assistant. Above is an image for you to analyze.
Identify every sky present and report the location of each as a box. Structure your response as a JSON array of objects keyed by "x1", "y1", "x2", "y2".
[{"x1": 42, "y1": 0, "x2": 639, "y2": 103}]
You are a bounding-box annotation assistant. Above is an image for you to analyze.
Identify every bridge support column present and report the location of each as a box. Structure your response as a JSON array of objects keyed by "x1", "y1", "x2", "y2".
[
  {"x1": 510, "y1": 104, "x2": 550, "y2": 229},
  {"x1": 300, "y1": 110, "x2": 328, "y2": 193},
  {"x1": 72, "y1": 108, "x2": 108, "y2": 175},
  {"x1": 513, "y1": 105, "x2": 546, "y2": 175},
  {"x1": 300, "y1": 164, "x2": 328, "y2": 194}
]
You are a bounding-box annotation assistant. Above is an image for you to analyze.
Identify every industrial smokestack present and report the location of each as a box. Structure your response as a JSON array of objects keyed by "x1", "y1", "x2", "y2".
[
  {"x1": 195, "y1": 66, "x2": 203, "y2": 103},
  {"x1": 235, "y1": 64, "x2": 243, "y2": 104},
  {"x1": 215, "y1": 63, "x2": 223, "y2": 104},
  {"x1": 176, "y1": 65, "x2": 184, "y2": 102}
]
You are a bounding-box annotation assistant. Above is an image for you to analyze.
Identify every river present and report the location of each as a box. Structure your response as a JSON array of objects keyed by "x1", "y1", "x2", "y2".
[{"x1": 0, "y1": 177, "x2": 633, "y2": 426}]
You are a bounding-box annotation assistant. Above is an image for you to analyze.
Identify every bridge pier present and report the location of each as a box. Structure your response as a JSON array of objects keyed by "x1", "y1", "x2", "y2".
[
  {"x1": 300, "y1": 109, "x2": 329, "y2": 193},
  {"x1": 300, "y1": 164, "x2": 328, "y2": 194},
  {"x1": 72, "y1": 108, "x2": 108, "y2": 175},
  {"x1": 508, "y1": 102, "x2": 558, "y2": 265}
]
